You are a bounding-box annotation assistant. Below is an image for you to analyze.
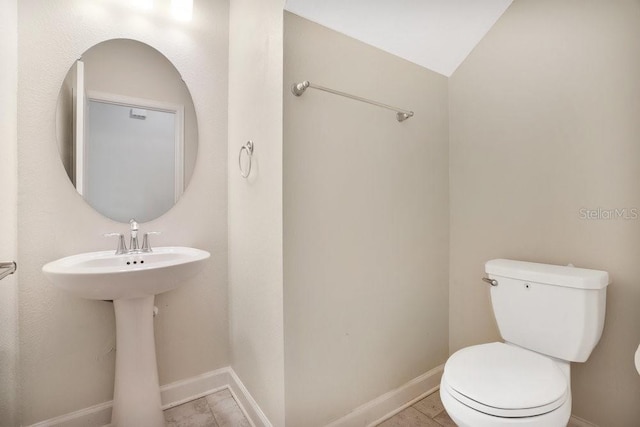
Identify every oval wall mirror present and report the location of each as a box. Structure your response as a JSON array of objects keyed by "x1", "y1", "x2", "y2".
[{"x1": 56, "y1": 39, "x2": 198, "y2": 223}]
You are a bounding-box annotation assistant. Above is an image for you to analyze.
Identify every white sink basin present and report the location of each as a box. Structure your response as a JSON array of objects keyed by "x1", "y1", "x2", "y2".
[
  {"x1": 42, "y1": 246, "x2": 210, "y2": 300},
  {"x1": 43, "y1": 246, "x2": 210, "y2": 426}
]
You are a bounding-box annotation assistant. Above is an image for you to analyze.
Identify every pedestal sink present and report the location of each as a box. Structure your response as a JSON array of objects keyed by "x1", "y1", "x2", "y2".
[{"x1": 42, "y1": 246, "x2": 210, "y2": 427}]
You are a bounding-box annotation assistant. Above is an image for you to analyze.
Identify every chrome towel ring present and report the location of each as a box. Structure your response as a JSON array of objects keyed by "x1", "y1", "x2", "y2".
[
  {"x1": 0, "y1": 261, "x2": 17, "y2": 281},
  {"x1": 239, "y1": 140, "x2": 254, "y2": 178}
]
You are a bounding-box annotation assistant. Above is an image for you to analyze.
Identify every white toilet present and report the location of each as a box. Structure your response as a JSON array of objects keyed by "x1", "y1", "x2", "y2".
[{"x1": 441, "y1": 259, "x2": 609, "y2": 427}]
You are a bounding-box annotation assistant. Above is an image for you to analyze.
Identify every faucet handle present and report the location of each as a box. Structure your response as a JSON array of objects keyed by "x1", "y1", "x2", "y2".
[
  {"x1": 141, "y1": 231, "x2": 161, "y2": 253},
  {"x1": 104, "y1": 233, "x2": 127, "y2": 255},
  {"x1": 129, "y1": 219, "x2": 139, "y2": 236},
  {"x1": 128, "y1": 219, "x2": 141, "y2": 251}
]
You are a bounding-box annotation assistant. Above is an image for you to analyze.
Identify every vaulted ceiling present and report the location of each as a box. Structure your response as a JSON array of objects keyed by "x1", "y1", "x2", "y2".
[{"x1": 284, "y1": 0, "x2": 513, "y2": 76}]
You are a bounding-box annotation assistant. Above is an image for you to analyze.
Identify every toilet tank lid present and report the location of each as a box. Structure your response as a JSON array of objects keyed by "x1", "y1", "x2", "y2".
[{"x1": 485, "y1": 259, "x2": 609, "y2": 290}]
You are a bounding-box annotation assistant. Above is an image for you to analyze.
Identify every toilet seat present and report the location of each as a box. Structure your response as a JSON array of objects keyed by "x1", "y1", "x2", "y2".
[{"x1": 443, "y1": 342, "x2": 568, "y2": 418}]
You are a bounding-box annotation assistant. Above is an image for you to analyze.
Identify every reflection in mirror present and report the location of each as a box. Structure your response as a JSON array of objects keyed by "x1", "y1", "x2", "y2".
[{"x1": 56, "y1": 39, "x2": 198, "y2": 223}]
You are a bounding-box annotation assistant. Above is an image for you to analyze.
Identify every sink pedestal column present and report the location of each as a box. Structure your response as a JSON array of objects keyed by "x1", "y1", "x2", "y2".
[{"x1": 112, "y1": 295, "x2": 164, "y2": 427}]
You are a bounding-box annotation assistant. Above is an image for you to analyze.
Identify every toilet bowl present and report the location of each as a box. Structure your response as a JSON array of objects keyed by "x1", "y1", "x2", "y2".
[
  {"x1": 441, "y1": 259, "x2": 609, "y2": 427},
  {"x1": 440, "y1": 342, "x2": 571, "y2": 426}
]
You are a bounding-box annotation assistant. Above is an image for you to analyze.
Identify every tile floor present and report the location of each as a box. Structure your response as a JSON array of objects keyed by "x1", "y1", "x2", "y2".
[
  {"x1": 376, "y1": 390, "x2": 455, "y2": 427},
  {"x1": 377, "y1": 390, "x2": 586, "y2": 427},
  {"x1": 164, "y1": 388, "x2": 250, "y2": 427},
  {"x1": 165, "y1": 388, "x2": 585, "y2": 427},
  {"x1": 164, "y1": 388, "x2": 452, "y2": 427}
]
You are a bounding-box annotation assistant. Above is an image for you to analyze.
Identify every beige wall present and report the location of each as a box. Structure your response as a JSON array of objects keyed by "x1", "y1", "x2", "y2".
[
  {"x1": 17, "y1": 0, "x2": 229, "y2": 423},
  {"x1": 228, "y1": 0, "x2": 286, "y2": 425},
  {"x1": 449, "y1": 0, "x2": 640, "y2": 425},
  {"x1": 283, "y1": 13, "x2": 449, "y2": 426},
  {"x1": 0, "y1": 0, "x2": 19, "y2": 424}
]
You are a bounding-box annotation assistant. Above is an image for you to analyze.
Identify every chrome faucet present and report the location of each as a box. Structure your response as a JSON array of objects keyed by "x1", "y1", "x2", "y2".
[
  {"x1": 129, "y1": 219, "x2": 140, "y2": 252},
  {"x1": 105, "y1": 219, "x2": 160, "y2": 254}
]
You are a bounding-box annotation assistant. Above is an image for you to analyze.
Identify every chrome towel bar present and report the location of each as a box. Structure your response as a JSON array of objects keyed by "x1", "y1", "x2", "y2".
[
  {"x1": 291, "y1": 80, "x2": 414, "y2": 122},
  {"x1": 0, "y1": 261, "x2": 17, "y2": 281}
]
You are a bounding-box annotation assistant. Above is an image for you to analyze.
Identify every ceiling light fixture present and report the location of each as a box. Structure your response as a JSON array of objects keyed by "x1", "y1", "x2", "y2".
[
  {"x1": 131, "y1": 0, "x2": 153, "y2": 11},
  {"x1": 171, "y1": 0, "x2": 193, "y2": 21}
]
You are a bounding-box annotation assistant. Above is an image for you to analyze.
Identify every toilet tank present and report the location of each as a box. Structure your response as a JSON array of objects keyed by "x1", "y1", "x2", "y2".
[{"x1": 486, "y1": 259, "x2": 609, "y2": 363}]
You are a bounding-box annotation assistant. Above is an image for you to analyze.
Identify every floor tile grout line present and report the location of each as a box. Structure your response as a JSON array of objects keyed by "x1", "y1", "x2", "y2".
[
  {"x1": 204, "y1": 397, "x2": 221, "y2": 427},
  {"x1": 412, "y1": 404, "x2": 446, "y2": 420},
  {"x1": 376, "y1": 390, "x2": 452, "y2": 426},
  {"x1": 210, "y1": 398, "x2": 225, "y2": 427},
  {"x1": 164, "y1": 389, "x2": 252, "y2": 427}
]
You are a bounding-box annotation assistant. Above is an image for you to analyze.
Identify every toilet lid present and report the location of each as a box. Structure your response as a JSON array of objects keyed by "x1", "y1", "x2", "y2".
[{"x1": 443, "y1": 342, "x2": 568, "y2": 417}]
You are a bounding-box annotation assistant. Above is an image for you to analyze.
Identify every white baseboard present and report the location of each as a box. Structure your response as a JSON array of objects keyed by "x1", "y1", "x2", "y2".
[
  {"x1": 160, "y1": 367, "x2": 231, "y2": 410},
  {"x1": 323, "y1": 365, "x2": 598, "y2": 427},
  {"x1": 27, "y1": 400, "x2": 113, "y2": 427},
  {"x1": 24, "y1": 364, "x2": 598, "y2": 427},
  {"x1": 228, "y1": 368, "x2": 274, "y2": 427},
  {"x1": 325, "y1": 364, "x2": 444, "y2": 427},
  {"x1": 26, "y1": 367, "x2": 270, "y2": 427}
]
